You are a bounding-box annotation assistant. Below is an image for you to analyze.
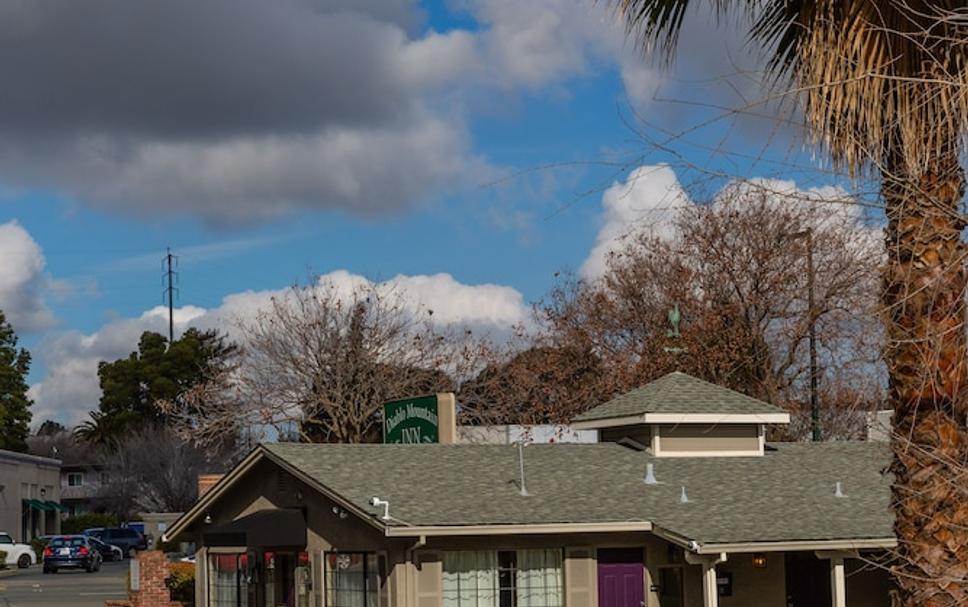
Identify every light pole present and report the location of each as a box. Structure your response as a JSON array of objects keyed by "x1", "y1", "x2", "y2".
[{"x1": 792, "y1": 228, "x2": 821, "y2": 441}]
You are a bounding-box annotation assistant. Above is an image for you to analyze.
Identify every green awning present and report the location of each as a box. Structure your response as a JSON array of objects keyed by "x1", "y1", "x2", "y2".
[
  {"x1": 45, "y1": 501, "x2": 68, "y2": 512},
  {"x1": 22, "y1": 498, "x2": 50, "y2": 511}
]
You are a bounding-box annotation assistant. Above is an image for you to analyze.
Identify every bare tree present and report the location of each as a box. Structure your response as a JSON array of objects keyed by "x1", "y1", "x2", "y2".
[
  {"x1": 95, "y1": 425, "x2": 215, "y2": 518},
  {"x1": 164, "y1": 278, "x2": 484, "y2": 446},
  {"x1": 464, "y1": 186, "x2": 882, "y2": 437}
]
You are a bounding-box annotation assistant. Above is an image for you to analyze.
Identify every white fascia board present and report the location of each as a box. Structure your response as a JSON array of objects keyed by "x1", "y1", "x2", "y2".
[
  {"x1": 642, "y1": 413, "x2": 790, "y2": 424},
  {"x1": 651, "y1": 525, "x2": 896, "y2": 554},
  {"x1": 570, "y1": 415, "x2": 646, "y2": 430},
  {"x1": 384, "y1": 521, "x2": 652, "y2": 537}
]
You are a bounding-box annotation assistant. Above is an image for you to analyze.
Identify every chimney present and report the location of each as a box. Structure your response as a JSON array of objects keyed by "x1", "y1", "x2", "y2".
[{"x1": 197, "y1": 474, "x2": 224, "y2": 498}]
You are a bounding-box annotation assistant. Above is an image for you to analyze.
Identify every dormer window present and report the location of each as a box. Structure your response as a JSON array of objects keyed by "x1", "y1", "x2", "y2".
[{"x1": 572, "y1": 372, "x2": 790, "y2": 457}]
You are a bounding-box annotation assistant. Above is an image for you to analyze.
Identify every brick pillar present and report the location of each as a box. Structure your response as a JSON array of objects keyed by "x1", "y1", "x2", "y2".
[{"x1": 105, "y1": 550, "x2": 184, "y2": 607}]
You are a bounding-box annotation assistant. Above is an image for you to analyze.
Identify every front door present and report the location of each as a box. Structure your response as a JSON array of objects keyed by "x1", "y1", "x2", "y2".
[{"x1": 597, "y1": 548, "x2": 645, "y2": 607}]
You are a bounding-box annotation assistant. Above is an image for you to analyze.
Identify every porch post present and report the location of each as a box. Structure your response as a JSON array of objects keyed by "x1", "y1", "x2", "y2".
[
  {"x1": 815, "y1": 550, "x2": 853, "y2": 607},
  {"x1": 829, "y1": 557, "x2": 846, "y2": 607},
  {"x1": 685, "y1": 552, "x2": 726, "y2": 607}
]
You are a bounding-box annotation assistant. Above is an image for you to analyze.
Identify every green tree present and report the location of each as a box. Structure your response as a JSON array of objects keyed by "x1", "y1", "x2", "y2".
[
  {"x1": 616, "y1": 1, "x2": 968, "y2": 603},
  {"x1": 0, "y1": 311, "x2": 32, "y2": 452},
  {"x1": 78, "y1": 328, "x2": 235, "y2": 444}
]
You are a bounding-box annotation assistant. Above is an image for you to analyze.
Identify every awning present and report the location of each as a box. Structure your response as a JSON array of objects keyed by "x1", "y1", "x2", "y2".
[
  {"x1": 45, "y1": 501, "x2": 69, "y2": 512},
  {"x1": 203, "y1": 508, "x2": 306, "y2": 548},
  {"x1": 22, "y1": 498, "x2": 52, "y2": 511}
]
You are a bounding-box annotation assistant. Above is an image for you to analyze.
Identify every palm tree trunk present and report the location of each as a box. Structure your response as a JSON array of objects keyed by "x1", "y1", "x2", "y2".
[{"x1": 882, "y1": 151, "x2": 968, "y2": 606}]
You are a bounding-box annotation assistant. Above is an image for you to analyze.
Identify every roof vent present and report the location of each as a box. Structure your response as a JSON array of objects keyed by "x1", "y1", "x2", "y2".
[
  {"x1": 679, "y1": 486, "x2": 691, "y2": 504},
  {"x1": 643, "y1": 463, "x2": 661, "y2": 485},
  {"x1": 834, "y1": 481, "x2": 847, "y2": 498},
  {"x1": 516, "y1": 442, "x2": 529, "y2": 497}
]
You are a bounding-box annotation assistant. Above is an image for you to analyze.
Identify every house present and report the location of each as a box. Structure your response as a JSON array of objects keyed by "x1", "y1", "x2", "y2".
[
  {"x1": 0, "y1": 448, "x2": 65, "y2": 542},
  {"x1": 164, "y1": 372, "x2": 895, "y2": 607},
  {"x1": 60, "y1": 462, "x2": 106, "y2": 516}
]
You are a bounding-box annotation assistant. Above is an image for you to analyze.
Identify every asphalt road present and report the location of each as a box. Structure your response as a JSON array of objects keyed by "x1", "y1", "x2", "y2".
[{"x1": 0, "y1": 560, "x2": 128, "y2": 607}]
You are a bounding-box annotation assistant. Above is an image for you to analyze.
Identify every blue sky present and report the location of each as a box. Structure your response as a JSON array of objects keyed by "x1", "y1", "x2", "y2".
[{"x1": 0, "y1": 0, "x2": 844, "y2": 424}]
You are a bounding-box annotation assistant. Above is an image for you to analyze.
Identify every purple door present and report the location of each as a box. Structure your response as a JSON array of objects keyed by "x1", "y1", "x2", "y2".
[{"x1": 598, "y1": 549, "x2": 645, "y2": 607}]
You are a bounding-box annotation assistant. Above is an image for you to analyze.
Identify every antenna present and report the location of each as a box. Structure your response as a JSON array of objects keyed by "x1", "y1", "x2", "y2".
[
  {"x1": 517, "y1": 442, "x2": 529, "y2": 496},
  {"x1": 162, "y1": 248, "x2": 179, "y2": 343}
]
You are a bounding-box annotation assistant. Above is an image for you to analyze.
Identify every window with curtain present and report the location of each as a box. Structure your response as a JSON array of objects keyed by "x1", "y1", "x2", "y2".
[
  {"x1": 208, "y1": 552, "x2": 249, "y2": 607},
  {"x1": 325, "y1": 552, "x2": 381, "y2": 607},
  {"x1": 442, "y1": 550, "x2": 562, "y2": 607}
]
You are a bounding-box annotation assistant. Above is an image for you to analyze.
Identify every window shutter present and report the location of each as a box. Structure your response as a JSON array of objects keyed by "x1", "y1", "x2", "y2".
[
  {"x1": 415, "y1": 551, "x2": 443, "y2": 607},
  {"x1": 564, "y1": 548, "x2": 596, "y2": 607}
]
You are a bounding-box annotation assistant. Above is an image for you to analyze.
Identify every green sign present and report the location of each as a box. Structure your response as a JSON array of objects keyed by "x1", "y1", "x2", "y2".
[{"x1": 383, "y1": 395, "x2": 439, "y2": 444}]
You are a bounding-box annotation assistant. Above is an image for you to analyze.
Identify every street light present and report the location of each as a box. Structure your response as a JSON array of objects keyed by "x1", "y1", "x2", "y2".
[{"x1": 792, "y1": 228, "x2": 821, "y2": 441}]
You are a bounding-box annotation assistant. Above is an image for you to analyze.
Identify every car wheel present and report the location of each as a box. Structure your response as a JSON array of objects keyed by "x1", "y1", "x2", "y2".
[{"x1": 17, "y1": 554, "x2": 31, "y2": 569}]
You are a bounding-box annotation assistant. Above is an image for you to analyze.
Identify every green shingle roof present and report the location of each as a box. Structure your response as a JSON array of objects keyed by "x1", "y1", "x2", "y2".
[
  {"x1": 263, "y1": 441, "x2": 893, "y2": 546},
  {"x1": 573, "y1": 371, "x2": 787, "y2": 422}
]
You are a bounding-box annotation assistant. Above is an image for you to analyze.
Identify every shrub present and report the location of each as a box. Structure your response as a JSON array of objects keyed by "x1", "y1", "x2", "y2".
[
  {"x1": 0, "y1": 549, "x2": 7, "y2": 568},
  {"x1": 30, "y1": 538, "x2": 48, "y2": 562},
  {"x1": 167, "y1": 561, "x2": 195, "y2": 604},
  {"x1": 62, "y1": 512, "x2": 117, "y2": 534}
]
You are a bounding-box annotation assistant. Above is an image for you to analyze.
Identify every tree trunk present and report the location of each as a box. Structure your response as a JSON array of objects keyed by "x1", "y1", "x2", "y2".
[{"x1": 883, "y1": 152, "x2": 968, "y2": 606}]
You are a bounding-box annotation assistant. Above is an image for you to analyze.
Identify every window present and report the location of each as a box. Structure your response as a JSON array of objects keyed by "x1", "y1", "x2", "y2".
[
  {"x1": 208, "y1": 552, "x2": 249, "y2": 607},
  {"x1": 443, "y1": 550, "x2": 563, "y2": 607},
  {"x1": 325, "y1": 552, "x2": 381, "y2": 607},
  {"x1": 67, "y1": 473, "x2": 83, "y2": 487},
  {"x1": 0, "y1": 534, "x2": 12, "y2": 545}
]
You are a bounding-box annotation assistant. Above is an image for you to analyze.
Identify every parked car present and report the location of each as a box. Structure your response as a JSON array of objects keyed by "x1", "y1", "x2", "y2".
[
  {"x1": 96, "y1": 527, "x2": 147, "y2": 557},
  {"x1": 42, "y1": 535, "x2": 102, "y2": 573},
  {"x1": 87, "y1": 536, "x2": 124, "y2": 561},
  {"x1": 0, "y1": 531, "x2": 36, "y2": 569}
]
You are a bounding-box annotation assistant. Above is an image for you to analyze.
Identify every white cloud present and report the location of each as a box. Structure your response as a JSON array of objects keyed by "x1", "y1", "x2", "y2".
[
  {"x1": 29, "y1": 270, "x2": 529, "y2": 425},
  {"x1": 580, "y1": 164, "x2": 691, "y2": 280},
  {"x1": 0, "y1": 221, "x2": 55, "y2": 331}
]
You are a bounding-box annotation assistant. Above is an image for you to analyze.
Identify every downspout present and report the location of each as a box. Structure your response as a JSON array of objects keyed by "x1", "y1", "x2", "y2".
[{"x1": 405, "y1": 535, "x2": 427, "y2": 607}]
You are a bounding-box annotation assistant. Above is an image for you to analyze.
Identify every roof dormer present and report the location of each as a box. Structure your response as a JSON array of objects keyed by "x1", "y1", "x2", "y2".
[{"x1": 571, "y1": 372, "x2": 790, "y2": 457}]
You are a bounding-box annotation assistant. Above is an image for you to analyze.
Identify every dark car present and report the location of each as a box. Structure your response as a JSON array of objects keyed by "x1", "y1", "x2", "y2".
[
  {"x1": 42, "y1": 535, "x2": 103, "y2": 573},
  {"x1": 88, "y1": 536, "x2": 124, "y2": 561},
  {"x1": 96, "y1": 527, "x2": 148, "y2": 557}
]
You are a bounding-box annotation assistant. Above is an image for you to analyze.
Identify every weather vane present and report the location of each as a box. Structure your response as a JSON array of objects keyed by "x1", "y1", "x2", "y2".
[{"x1": 663, "y1": 303, "x2": 687, "y2": 354}]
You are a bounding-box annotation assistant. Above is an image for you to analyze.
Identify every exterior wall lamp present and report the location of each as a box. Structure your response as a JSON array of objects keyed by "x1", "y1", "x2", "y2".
[{"x1": 752, "y1": 553, "x2": 767, "y2": 568}]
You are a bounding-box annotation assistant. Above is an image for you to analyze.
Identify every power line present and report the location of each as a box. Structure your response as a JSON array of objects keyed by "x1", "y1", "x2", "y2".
[{"x1": 162, "y1": 247, "x2": 179, "y2": 343}]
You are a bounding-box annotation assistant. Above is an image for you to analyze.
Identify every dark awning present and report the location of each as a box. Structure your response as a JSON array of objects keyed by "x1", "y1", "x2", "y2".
[
  {"x1": 22, "y1": 498, "x2": 52, "y2": 511},
  {"x1": 203, "y1": 508, "x2": 306, "y2": 548}
]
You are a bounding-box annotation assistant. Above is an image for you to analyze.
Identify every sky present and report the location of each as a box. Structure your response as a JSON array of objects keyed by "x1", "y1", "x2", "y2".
[{"x1": 0, "y1": 0, "x2": 857, "y2": 425}]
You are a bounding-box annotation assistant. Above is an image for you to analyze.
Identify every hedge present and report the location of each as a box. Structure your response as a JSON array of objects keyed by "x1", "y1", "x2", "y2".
[
  {"x1": 167, "y1": 561, "x2": 195, "y2": 604},
  {"x1": 61, "y1": 512, "x2": 118, "y2": 535}
]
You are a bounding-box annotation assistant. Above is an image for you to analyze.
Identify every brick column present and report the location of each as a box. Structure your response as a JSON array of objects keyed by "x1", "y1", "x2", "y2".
[{"x1": 105, "y1": 550, "x2": 184, "y2": 607}]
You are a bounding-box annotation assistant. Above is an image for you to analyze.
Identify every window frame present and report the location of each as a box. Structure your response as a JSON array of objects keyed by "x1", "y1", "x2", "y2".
[
  {"x1": 442, "y1": 548, "x2": 564, "y2": 607},
  {"x1": 67, "y1": 472, "x2": 84, "y2": 487},
  {"x1": 323, "y1": 551, "x2": 383, "y2": 607}
]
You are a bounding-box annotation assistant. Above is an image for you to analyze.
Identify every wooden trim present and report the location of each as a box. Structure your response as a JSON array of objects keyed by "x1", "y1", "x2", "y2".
[{"x1": 384, "y1": 521, "x2": 652, "y2": 537}]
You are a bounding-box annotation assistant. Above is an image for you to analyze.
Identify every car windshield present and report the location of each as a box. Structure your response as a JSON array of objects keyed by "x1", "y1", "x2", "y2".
[
  {"x1": 0, "y1": 534, "x2": 12, "y2": 544},
  {"x1": 50, "y1": 537, "x2": 86, "y2": 547}
]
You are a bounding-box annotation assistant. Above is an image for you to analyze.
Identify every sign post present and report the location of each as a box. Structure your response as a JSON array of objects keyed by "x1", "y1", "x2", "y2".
[{"x1": 383, "y1": 393, "x2": 456, "y2": 444}]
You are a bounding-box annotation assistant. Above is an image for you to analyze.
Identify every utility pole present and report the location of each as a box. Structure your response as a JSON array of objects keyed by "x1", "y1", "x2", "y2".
[
  {"x1": 162, "y1": 248, "x2": 179, "y2": 344},
  {"x1": 793, "y1": 228, "x2": 820, "y2": 441}
]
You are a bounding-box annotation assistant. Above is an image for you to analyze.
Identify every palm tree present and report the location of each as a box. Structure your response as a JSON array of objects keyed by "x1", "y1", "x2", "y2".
[{"x1": 614, "y1": 1, "x2": 968, "y2": 604}]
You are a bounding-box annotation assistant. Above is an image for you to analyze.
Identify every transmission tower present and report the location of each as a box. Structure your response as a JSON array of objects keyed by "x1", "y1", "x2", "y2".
[{"x1": 162, "y1": 248, "x2": 179, "y2": 343}]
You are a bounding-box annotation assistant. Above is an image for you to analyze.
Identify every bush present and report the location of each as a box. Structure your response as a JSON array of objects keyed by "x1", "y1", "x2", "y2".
[
  {"x1": 30, "y1": 538, "x2": 48, "y2": 562},
  {"x1": 61, "y1": 512, "x2": 117, "y2": 535},
  {"x1": 0, "y1": 549, "x2": 7, "y2": 568},
  {"x1": 167, "y1": 561, "x2": 195, "y2": 604}
]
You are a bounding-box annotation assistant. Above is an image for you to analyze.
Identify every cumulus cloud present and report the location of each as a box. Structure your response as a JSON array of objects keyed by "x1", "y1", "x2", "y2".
[
  {"x1": 580, "y1": 166, "x2": 873, "y2": 282},
  {"x1": 29, "y1": 270, "x2": 529, "y2": 425},
  {"x1": 0, "y1": 221, "x2": 55, "y2": 331},
  {"x1": 580, "y1": 165, "x2": 691, "y2": 280}
]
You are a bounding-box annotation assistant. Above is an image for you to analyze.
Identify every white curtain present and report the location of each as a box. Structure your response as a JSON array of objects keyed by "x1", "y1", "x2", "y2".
[
  {"x1": 515, "y1": 550, "x2": 563, "y2": 607},
  {"x1": 442, "y1": 551, "x2": 499, "y2": 607}
]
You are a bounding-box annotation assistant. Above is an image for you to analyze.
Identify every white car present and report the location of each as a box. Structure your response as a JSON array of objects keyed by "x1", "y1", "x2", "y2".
[{"x1": 0, "y1": 532, "x2": 37, "y2": 569}]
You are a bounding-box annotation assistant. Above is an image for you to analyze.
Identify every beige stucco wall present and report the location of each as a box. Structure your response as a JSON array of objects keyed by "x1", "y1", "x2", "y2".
[
  {"x1": 716, "y1": 553, "x2": 786, "y2": 607},
  {"x1": 0, "y1": 449, "x2": 60, "y2": 542},
  {"x1": 657, "y1": 424, "x2": 760, "y2": 454}
]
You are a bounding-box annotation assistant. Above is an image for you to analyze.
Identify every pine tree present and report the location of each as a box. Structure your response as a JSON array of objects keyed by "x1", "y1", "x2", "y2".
[{"x1": 0, "y1": 311, "x2": 33, "y2": 452}]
